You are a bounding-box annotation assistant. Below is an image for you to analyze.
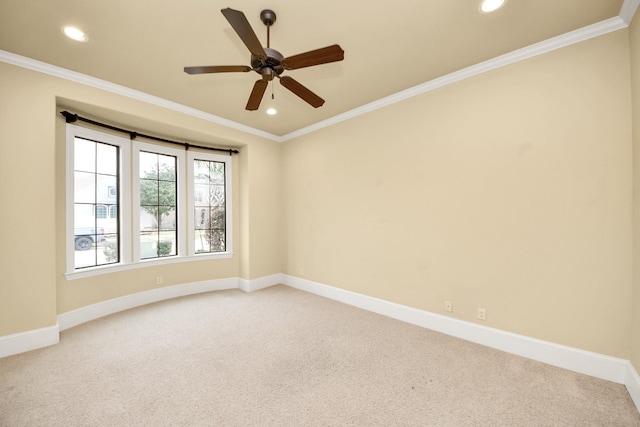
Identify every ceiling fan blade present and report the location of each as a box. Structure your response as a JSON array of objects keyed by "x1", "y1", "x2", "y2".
[
  {"x1": 221, "y1": 8, "x2": 267, "y2": 60},
  {"x1": 279, "y1": 76, "x2": 325, "y2": 108},
  {"x1": 184, "y1": 65, "x2": 252, "y2": 74},
  {"x1": 246, "y1": 79, "x2": 269, "y2": 111},
  {"x1": 282, "y1": 44, "x2": 344, "y2": 70}
]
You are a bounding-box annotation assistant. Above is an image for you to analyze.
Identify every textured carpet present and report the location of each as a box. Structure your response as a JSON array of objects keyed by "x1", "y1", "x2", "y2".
[{"x1": 1, "y1": 285, "x2": 639, "y2": 426}]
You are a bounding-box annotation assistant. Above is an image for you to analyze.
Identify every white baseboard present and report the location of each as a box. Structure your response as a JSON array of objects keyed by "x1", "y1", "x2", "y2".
[
  {"x1": 58, "y1": 277, "x2": 240, "y2": 332},
  {"x1": 0, "y1": 324, "x2": 59, "y2": 359},
  {"x1": 281, "y1": 275, "x2": 630, "y2": 386},
  {"x1": 239, "y1": 273, "x2": 284, "y2": 293},
  {"x1": 626, "y1": 362, "x2": 640, "y2": 411}
]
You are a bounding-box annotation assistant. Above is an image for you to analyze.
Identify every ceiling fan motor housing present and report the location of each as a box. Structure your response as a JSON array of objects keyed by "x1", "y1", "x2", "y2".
[{"x1": 252, "y1": 47, "x2": 285, "y2": 79}]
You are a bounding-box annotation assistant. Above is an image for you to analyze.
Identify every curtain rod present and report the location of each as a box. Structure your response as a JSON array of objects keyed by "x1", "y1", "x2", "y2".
[{"x1": 60, "y1": 111, "x2": 239, "y2": 155}]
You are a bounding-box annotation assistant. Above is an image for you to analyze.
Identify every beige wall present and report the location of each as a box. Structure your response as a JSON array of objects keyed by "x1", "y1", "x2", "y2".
[
  {"x1": 0, "y1": 62, "x2": 283, "y2": 335},
  {"x1": 631, "y1": 13, "x2": 640, "y2": 372},
  {"x1": 282, "y1": 30, "x2": 633, "y2": 358},
  {"x1": 246, "y1": 141, "x2": 283, "y2": 278},
  {"x1": 0, "y1": 64, "x2": 58, "y2": 335},
  {"x1": 1, "y1": 24, "x2": 638, "y2": 366}
]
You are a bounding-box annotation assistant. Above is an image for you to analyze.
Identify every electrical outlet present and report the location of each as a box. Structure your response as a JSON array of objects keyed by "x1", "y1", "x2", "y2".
[
  {"x1": 156, "y1": 276, "x2": 163, "y2": 285},
  {"x1": 444, "y1": 301, "x2": 453, "y2": 312},
  {"x1": 477, "y1": 308, "x2": 486, "y2": 321}
]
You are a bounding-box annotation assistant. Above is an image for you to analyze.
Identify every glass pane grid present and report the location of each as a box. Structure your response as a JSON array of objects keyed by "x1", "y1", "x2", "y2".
[
  {"x1": 74, "y1": 137, "x2": 120, "y2": 269},
  {"x1": 139, "y1": 152, "x2": 178, "y2": 260},
  {"x1": 193, "y1": 159, "x2": 226, "y2": 254}
]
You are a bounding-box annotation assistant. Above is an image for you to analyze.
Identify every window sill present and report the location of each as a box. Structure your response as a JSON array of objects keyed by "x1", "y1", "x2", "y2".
[{"x1": 65, "y1": 252, "x2": 233, "y2": 281}]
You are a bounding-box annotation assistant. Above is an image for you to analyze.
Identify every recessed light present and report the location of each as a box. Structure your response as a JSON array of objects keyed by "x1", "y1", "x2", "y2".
[
  {"x1": 480, "y1": 0, "x2": 507, "y2": 13},
  {"x1": 62, "y1": 26, "x2": 88, "y2": 42},
  {"x1": 266, "y1": 108, "x2": 277, "y2": 115}
]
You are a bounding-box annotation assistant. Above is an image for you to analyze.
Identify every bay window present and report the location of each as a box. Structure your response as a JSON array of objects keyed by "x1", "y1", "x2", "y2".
[{"x1": 66, "y1": 124, "x2": 232, "y2": 279}]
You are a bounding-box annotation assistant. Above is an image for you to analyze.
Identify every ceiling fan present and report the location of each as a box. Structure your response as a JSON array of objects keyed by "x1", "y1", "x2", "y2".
[{"x1": 184, "y1": 7, "x2": 345, "y2": 111}]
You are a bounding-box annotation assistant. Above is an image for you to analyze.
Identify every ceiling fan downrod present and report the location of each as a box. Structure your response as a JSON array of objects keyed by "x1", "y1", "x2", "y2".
[{"x1": 260, "y1": 9, "x2": 276, "y2": 48}]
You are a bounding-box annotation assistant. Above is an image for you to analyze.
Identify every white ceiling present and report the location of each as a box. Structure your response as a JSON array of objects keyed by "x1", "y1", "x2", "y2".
[{"x1": 0, "y1": 0, "x2": 633, "y2": 138}]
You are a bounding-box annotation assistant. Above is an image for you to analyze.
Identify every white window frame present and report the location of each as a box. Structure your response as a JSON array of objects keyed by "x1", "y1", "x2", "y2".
[
  {"x1": 65, "y1": 124, "x2": 131, "y2": 277},
  {"x1": 65, "y1": 125, "x2": 233, "y2": 280},
  {"x1": 132, "y1": 141, "x2": 186, "y2": 263},
  {"x1": 187, "y1": 150, "x2": 233, "y2": 259}
]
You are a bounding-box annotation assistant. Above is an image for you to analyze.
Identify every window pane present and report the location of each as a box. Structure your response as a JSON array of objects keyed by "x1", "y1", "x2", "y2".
[
  {"x1": 140, "y1": 179, "x2": 158, "y2": 205},
  {"x1": 158, "y1": 181, "x2": 176, "y2": 206},
  {"x1": 194, "y1": 184, "x2": 209, "y2": 207},
  {"x1": 194, "y1": 160, "x2": 210, "y2": 184},
  {"x1": 140, "y1": 233, "x2": 159, "y2": 259},
  {"x1": 158, "y1": 230, "x2": 176, "y2": 257},
  {"x1": 101, "y1": 234, "x2": 119, "y2": 265},
  {"x1": 74, "y1": 171, "x2": 95, "y2": 203},
  {"x1": 139, "y1": 151, "x2": 158, "y2": 179},
  {"x1": 140, "y1": 231, "x2": 176, "y2": 259},
  {"x1": 194, "y1": 229, "x2": 210, "y2": 253},
  {"x1": 210, "y1": 162, "x2": 225, "y2": 185},
  {"x1": 96, "y1": 143, "x2": 117, "y2": 175},
  {"x1": 97, "y1": 174, "x2": 117, "y2": 203},
  {"x1": 207, "y1": 229, "x2": 226, "y2": 252},
  {"x1": 159, "y1": 206, "x2": 176, "y2": 231},
  {"x1": 74, "y1": 138, "x2": 95, "y2": 173},
  {"x1": 141, "y1": 206, "x2": 159, "y2": 232},
  {"x1": 194, "y1": 208, "x2": 205, "y2": 230},
  {"x1": 74, "y1": 249, "x2": 95, "y2": 269},
  {"x1": 209, "y1": 184, "x2": 225, "y2": 207},
  {"x1": 158, "y1": 155, "x2": 176, "y2": 181},
  {"x1": 74, "y1": 204, "x2": 95, "y2": 229},
  {"x1": 210, "y1": 207, "x2": 225, "y2": 229}
]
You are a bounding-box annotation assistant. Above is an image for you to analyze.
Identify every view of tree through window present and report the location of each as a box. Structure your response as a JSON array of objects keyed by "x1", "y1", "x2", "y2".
[
  {"x1": 139, "y1": 151, "x2": 177, "y2": 259},
  {"x1": 73, "y1": 137, "x2": 119, "y2": 269},
  {"x1": 193, "y1": 159, "x2": 226, "y2": 253}
]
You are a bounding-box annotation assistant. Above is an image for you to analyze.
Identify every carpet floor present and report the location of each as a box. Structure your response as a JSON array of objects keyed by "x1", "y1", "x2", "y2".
[{"x1": 1, "y1": 285, "x2": 639, "y2": 426}]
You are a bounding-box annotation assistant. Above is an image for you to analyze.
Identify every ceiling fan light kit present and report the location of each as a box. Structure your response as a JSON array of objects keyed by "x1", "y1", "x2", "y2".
[{"x1": 184, "y1": 7, "x2": 344, "y2": 112}]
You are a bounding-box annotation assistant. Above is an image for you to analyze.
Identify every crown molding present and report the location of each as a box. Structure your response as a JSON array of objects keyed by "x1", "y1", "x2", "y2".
[
  {"x1": 0, "y1": 50, "x2": 282, "y2": 143},
  {"x1": 620, "y1": 0, "x2": 640, "y2": 25},
  {"x1": 280, "y1": 16, "x2": 627, "y2": 142}
]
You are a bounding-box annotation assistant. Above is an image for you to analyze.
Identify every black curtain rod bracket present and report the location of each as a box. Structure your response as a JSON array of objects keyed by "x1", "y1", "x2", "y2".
[
  {"x1": 60, "y1": 110, "x2": 239, "y2": 155},
  {"x1": 62, "y1": 111, "x2": 78, "y2": 123}
]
